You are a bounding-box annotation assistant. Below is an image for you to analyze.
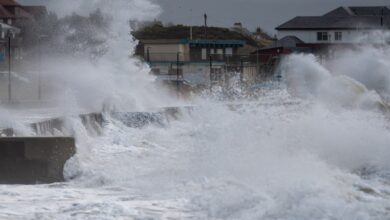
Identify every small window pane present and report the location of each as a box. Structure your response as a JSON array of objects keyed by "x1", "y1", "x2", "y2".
[
  {"x1": 225, "y1": 48, "x2": 233, "y2": 55},
  {"x1": 335, "y1": 32, "x2": 342, "y2": 41},
  {"x1": 201, "y1": 48, "x2": 207, "y2": 60},
  {"x1": 317, "y1": 32, "x2": 328, "y2": 41}
]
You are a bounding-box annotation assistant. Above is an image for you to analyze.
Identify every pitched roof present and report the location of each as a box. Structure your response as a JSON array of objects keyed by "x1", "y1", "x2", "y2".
[
  {"x1": 323, "y1": 7, "x2": 353, "y2": 16},
  {"x1": 324, "y1": 6, "x2": 390, "y2": 16},
  {"x1": 0, "y1": 0, "x2": 20, "y2": 6},
  {"x1": 277, "y1": 6, "x2": 390, "y2": 30},
  {"x1": 0, "y1": 6, "x2": 33, "y2": 19},
  {"x1": 349, "y1": 6, "x2": 390, "y2": 16},
  {"x1": 0, "y1": 4, "x2": 14, "y2": 18}
]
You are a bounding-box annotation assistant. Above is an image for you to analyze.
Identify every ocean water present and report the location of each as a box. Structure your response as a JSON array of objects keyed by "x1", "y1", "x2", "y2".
[{"x1": 1, "y1": 88, "x2": 390, "y2": 219}]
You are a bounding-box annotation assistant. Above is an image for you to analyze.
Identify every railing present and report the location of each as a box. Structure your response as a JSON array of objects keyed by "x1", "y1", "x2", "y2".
[
  {"x1": 144, "y1": 52, "x2": 282, "y2": 89},
  {"x1": 144, "y1": 52, "x2": 277, "y2": 64}
]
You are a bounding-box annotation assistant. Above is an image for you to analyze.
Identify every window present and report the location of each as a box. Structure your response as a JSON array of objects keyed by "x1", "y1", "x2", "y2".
[
  {"x1": 216, "y1": 48, "x2": 223, "y2": 60},
  {"x1": 201, "y1": 48, "x2": 207, "y2": 60},
  {"x1": 317, "y1": 32, "x2": 328, "y2": 41},
  {"x1": 335, "y1": 32, "x2": 342, "y2": 41},
  {"x1": 225, "y1": 48, "x2": 233, "y2": 55}
]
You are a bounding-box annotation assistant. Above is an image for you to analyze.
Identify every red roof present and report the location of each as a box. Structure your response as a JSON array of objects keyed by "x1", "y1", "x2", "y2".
[
  {"x1": 0, "y1": 0, "x2": 34, "y2": 19},
  {"x1": 0, "y1": 0, "x2": 20, "y2": 6},
  {"x1": 0, "y1": 5, "x2": 14, "y2": 18}
]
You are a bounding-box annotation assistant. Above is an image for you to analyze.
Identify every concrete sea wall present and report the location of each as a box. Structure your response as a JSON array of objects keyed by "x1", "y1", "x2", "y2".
[{"x1": 0, "y1": 137, "x2": 76, "y2": 184}]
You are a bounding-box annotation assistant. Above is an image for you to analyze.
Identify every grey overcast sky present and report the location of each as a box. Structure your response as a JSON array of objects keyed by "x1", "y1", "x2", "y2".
[
  {"x1": 153, "y1": 0, "x2": 390, "y2": 34},
  {"x1": 19, "y1": 0, "x2": 390, "y2": 33}
]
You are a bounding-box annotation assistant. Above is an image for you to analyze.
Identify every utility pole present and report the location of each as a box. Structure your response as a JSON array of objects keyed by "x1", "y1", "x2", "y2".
[
  {"x1": 256, "y1": 47, "x2": 259, "y2": 82},
  {"x1": 381, "y1": 7, "x2": 384, "y2": 27},
  {"x1": 240, "y1": 59, "x2": 244, "y2": 84},
  {"x1": 176, "y1": 52, "x2": 180, "y2": 91},
  {"x1": 8, "y1": 33, "x2": 11, "y2": 103},
  {"x1": 204, "y1": 13, "x2": 208, "y2": 39},
  {"x1": 209, "y1": 55, "x2": 213, "y2": 90}
]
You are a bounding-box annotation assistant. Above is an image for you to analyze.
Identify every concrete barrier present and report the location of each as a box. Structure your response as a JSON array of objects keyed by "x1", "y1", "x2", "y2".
[
  {"x1": 0, "y1": 112, "x2": 104, "y2": 137},
  {"x1": 0, "y1": 137, "x2": 75, "y2": 184}
]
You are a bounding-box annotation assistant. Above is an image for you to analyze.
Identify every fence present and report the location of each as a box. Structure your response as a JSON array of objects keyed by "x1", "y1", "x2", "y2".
[
  {"x1": 0, "y1": 52, "x2": 282, "y2": 104},
  {"x1": 145, "y1": 52, "x2": 281, "y2": 88}
]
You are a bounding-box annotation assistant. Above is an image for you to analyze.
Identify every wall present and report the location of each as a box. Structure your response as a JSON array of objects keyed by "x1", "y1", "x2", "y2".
[
  {"x1": 0, "y1": 137, "x2": 76, "y2": 184},
  {"x1": 144, "y1": 43, "x2": 190, "y2": 61},
  {"x1": 277, "y1": 29, "x2": 379, "y2": 44}
]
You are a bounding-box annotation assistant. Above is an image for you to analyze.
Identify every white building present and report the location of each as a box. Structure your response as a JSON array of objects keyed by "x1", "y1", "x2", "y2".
[{"x1": 276, "y1": 6, "x2": 390, "y2": 44}]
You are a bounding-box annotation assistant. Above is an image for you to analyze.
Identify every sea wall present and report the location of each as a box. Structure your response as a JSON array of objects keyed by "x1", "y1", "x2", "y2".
[{"x1": 0, "y1": 137, "x2": 76, "y2": 184}]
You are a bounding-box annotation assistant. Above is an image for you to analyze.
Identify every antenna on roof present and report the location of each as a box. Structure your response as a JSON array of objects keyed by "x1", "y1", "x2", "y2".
[{"x1": 204, "y1": 13, "x2": 207, "y2": 39}]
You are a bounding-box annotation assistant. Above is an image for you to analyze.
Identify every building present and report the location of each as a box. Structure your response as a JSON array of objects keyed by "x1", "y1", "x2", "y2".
[
  {"x1": 258, "y1": 6, "x2": 390, "y2": 67},
  {"x1": 276, "y1": 6, "x2": 390, "y2": 44},
  {"x1": 0, "y1": 0, "x2": 34, "y2": 25},
  {"x1": 0, "y1": 0, "x2": 48, "y2": 68},
  {"x1": 140, "y1": 38, "x2": 245, "y2": 63},
  {"x1": 137, "y1": 38, "x2": 246, "y2": 86},
  {"x1": 248, "y1": 6, "x2": 390, "y2": 79},
  {"x1": 253, "y1": 36, "x2": 310, "y2": 63}
]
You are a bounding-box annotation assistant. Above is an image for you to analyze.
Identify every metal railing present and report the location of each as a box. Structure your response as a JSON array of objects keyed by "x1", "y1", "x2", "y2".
[{"x1": 144, "y1": 52, "x2": 281, "y2": 85}]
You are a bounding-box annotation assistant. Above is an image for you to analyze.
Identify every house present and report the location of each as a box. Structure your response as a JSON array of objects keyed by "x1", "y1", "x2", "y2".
[
  {"x1": 253, "y1": 36, "x2": 311, "y2": 63},
  {"x1": 249, "y1": 6, "x2": 390, "y2": 79},
  {"x1": 0, "y1": 0, "x2": 34, "y2": 25},
  {"x1": 257, "y1": 6, "x2": 390, "y2": 65},
  {"x1": 140, "y1": 38, "x2": 245, "y2": 63},
  {"x1": 276, "y1": 6, "x2": 390, "y2": 45},
  {"x1": 137, "y1": 38, "x2": 245, "y2": 86}
]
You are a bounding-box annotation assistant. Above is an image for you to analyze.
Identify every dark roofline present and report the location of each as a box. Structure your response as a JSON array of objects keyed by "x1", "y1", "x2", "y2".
[
  {"x1": 140, "y1": 39, "x2": 183, "y2": 44},
  {"x1": 276, "y1": 27, "x2": 379, "y2": 30},
  {"x1": 276, "y1": 15, "x2": 390, "y2": 30},
  {"x1": 140, "y1": 38, "x2": 246, "y2": 46},
  {"x1": 0, "y1": 0, "x2": 20, "y2": 6},
  {"x1": 277, "y1": 6, "x2": 390, "y2": 30}
]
